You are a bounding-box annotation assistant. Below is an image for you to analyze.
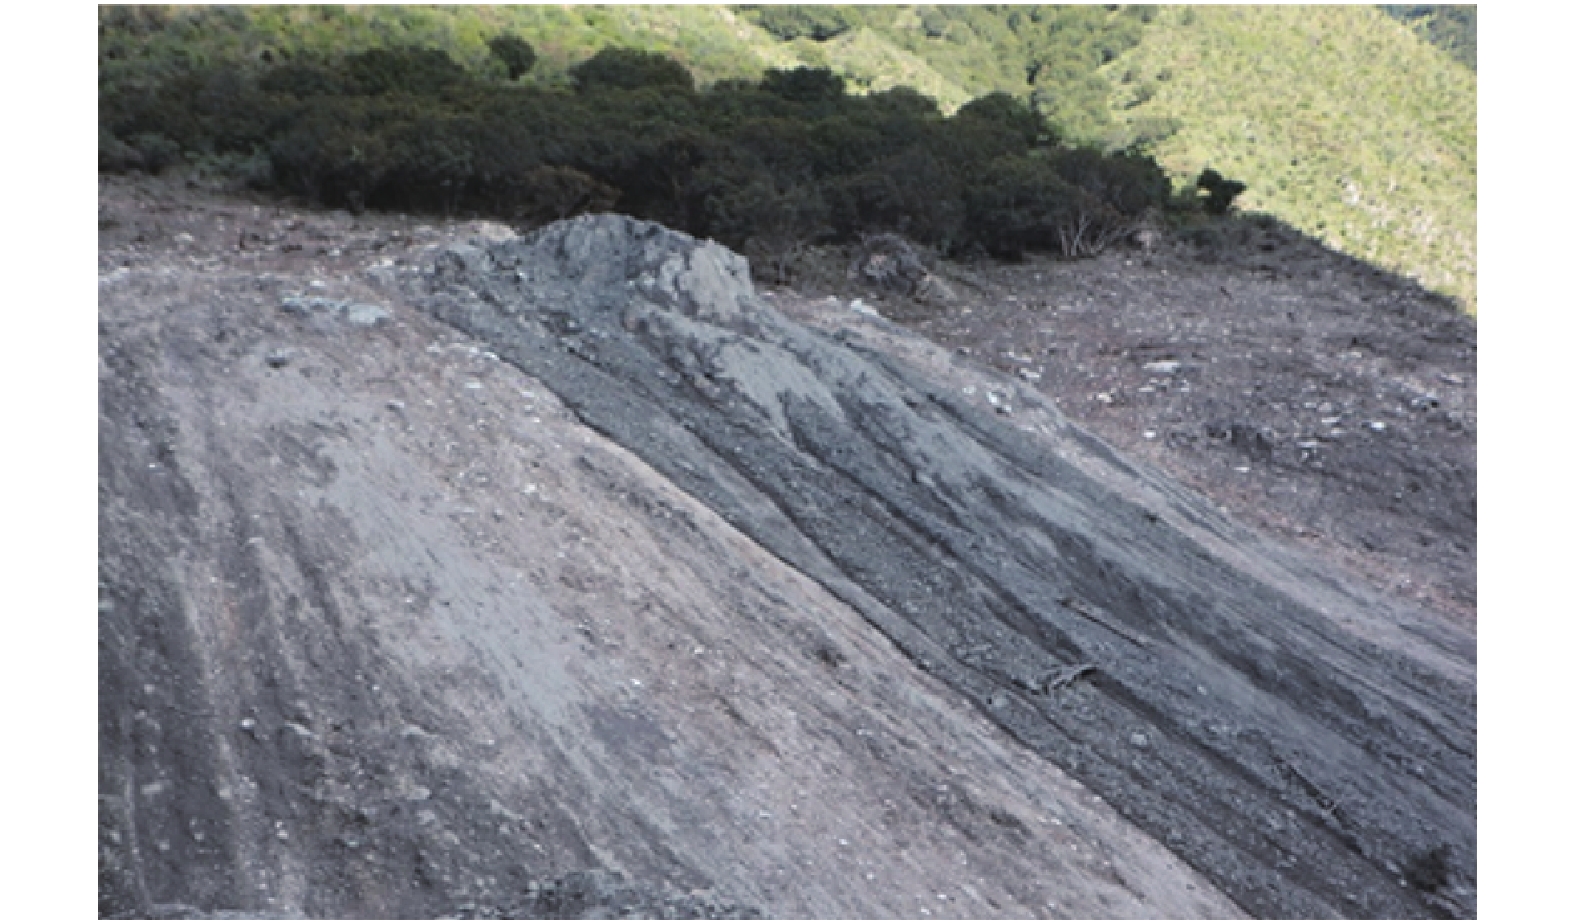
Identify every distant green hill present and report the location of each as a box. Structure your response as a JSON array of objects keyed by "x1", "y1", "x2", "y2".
[
  {"x1": 99, "y1": 5, "x2": 1145, "y2": 130},
  {"x1": 100, "y1": 5, "x2": 1476, "y2": 310},
  {"x1": 736, "y1": 5, "x2": 1152, "y2": 143},
  {"x1": 98, "y1": 5, "x2": 799, "y2": 88},
  {"x1": 1106, "y1": 5, "x2": 1475, "y2": 310}
]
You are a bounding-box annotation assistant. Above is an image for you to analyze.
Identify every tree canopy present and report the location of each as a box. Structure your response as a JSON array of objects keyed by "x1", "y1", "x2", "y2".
[{"x1": 101, "y1": 42, "x2": 1185, "y2": 266}]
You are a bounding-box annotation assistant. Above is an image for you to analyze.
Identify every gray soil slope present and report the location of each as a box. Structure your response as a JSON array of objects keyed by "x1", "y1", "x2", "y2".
[
  {"x1": 99, "y1": 175, "x2": 1474, "y2": 919},
  {"x1": 878, "y1": 221, "x2": 1477, "y2": 630}
]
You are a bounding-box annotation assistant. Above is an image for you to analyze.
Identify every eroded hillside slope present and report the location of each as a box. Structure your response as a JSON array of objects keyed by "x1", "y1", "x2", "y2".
[
  {"x1": 98, "y1": 177, "x2": 1240, "y2": 919},
  {"x1": 99, "y1": 175, "x2": 1474, "y2": 919}
]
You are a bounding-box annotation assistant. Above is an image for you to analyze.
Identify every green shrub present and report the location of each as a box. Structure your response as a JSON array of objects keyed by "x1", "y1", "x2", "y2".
[
  {"x1": 187, "y1": 68, "x2": 284, "y2": 152},
  {"x1": 1197, "y1": 167, "x2": 1247, "y2": 215},
  {"x1": 487, "y1": 33, "x2": 537, "y2": 81},
  {"x1": 99, "y1": 126, "x2": 143, "y2": 173},
  {"x1": 1047, "y1": 147, "x2": 1171, "y2": 217},
  {"x1": 828, "y1": 148, "x2": 966, "y2": 250},
  {"x1": 708, "y1": 176, "x2": 830, "y2": 256},
  {"x1": 508, "y1": 165, "x2": 618, "y2": 226},
  {"x1": 964, "y1": 155, "x2": 1077, "y2": 258},
  {"x1": 343, "y1": 46, "x2": 468, "y2": 96},
  {"x1": 126, "y1": 132, "x2": 184, "y2": 174},
  {"x1": 189, "y1": 150, "x2": 275, "y2": 190},
  {"x1": 259, "y1": 62, "x2": 353, "y2": 99},
  {"x1": 740, "y1": 5, "x2": 859, "y2": 42},
  {"x1": 954, "y1": 92, "x2": 1053, "y2": 148},
  {"x1": 570, "y1": 47, "x2": 694, "y2": 94},
  {"x1": 265, "y1": 98, "x2": 389, "y2": 206},
  {"x1": 965, "y1": 154, "x2": 1131, "y2": 259},
  {"x1": 760, "y1": 67, "x2": 846, "y2": 104}
]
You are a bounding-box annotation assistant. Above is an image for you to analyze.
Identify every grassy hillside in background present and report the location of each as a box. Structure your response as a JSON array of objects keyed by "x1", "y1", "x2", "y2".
[
  {"x1": 1106, "y1": 5, "x2": 1476, "y2": 310},
  {"x1": 100, "y1": 6, "x2": 1149, "y2": 133},
  {"x1": 756, "y1": 5, "x2": 1151, "y2": 143},
  {"x1": 100, "y1": 5, "x2": 800, "y2": 88},
  {"x1": 100, "y1": 5, "x2": 1477, "y2": 311}
]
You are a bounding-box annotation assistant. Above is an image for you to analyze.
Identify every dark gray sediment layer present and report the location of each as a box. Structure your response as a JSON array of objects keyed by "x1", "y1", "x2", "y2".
[{"x1": 422, "y1": 215, "x2": 1475, "y2": 919}]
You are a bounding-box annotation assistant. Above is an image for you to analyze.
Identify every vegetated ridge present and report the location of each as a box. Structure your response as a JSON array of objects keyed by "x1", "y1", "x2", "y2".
[
  {"x1": 1106, "y1": 4, "x2": 1476, "y2": 311},
  {"x1": 98, "y1": 28, "x2": 1182, "y2": 272},
  {"x1": 98, "y1": 4, "x2": 1475, "y2": 311}
]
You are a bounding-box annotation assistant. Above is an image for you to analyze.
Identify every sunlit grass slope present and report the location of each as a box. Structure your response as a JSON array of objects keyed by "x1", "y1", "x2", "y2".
[
  {"x1": 1106, "y1": 5, "x2": 1476, "y2": 311},
  {"x1": 100, "y1": 5, "x2": 1476, "y2": 311}
]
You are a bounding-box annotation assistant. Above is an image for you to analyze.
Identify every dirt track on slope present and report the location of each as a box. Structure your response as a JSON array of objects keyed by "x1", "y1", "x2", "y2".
[{"x1": 99, "y1": 173, "x2": 1474, "y2": 919}]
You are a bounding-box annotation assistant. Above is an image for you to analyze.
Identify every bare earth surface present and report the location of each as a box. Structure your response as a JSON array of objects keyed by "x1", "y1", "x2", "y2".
[
  {"x1": 98, "y1": 173, "x2": 1475, "y2": 919},
  {"x1": 786, "y1": 221, "x2": 1476, "y2": 630}
]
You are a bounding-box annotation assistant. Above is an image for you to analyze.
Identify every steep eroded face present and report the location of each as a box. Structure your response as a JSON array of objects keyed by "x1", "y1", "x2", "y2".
[
  {"x1": 98, "y1": 176, "x2": 1474, "y2": 919},
  {"x1": 423, "y1": 213, "x2": 1476, "y2": 919},
  {"x1": 98, "y1": 181, "x2": 1243, "y2": 919}
]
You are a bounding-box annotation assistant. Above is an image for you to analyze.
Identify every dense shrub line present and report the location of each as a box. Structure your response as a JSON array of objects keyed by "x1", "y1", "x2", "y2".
[{"x1": 101, "y1": 44, "x2": 1219, "y2": 262}]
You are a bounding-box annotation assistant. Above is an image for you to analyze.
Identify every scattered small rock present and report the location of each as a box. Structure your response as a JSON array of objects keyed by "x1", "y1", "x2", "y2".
[
  {"x1": 281, "y1": 295, "x2": 390, "y2": 326},
  {"x1": 345, "y1": 303, "x2": 390, "y2": 326}
]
